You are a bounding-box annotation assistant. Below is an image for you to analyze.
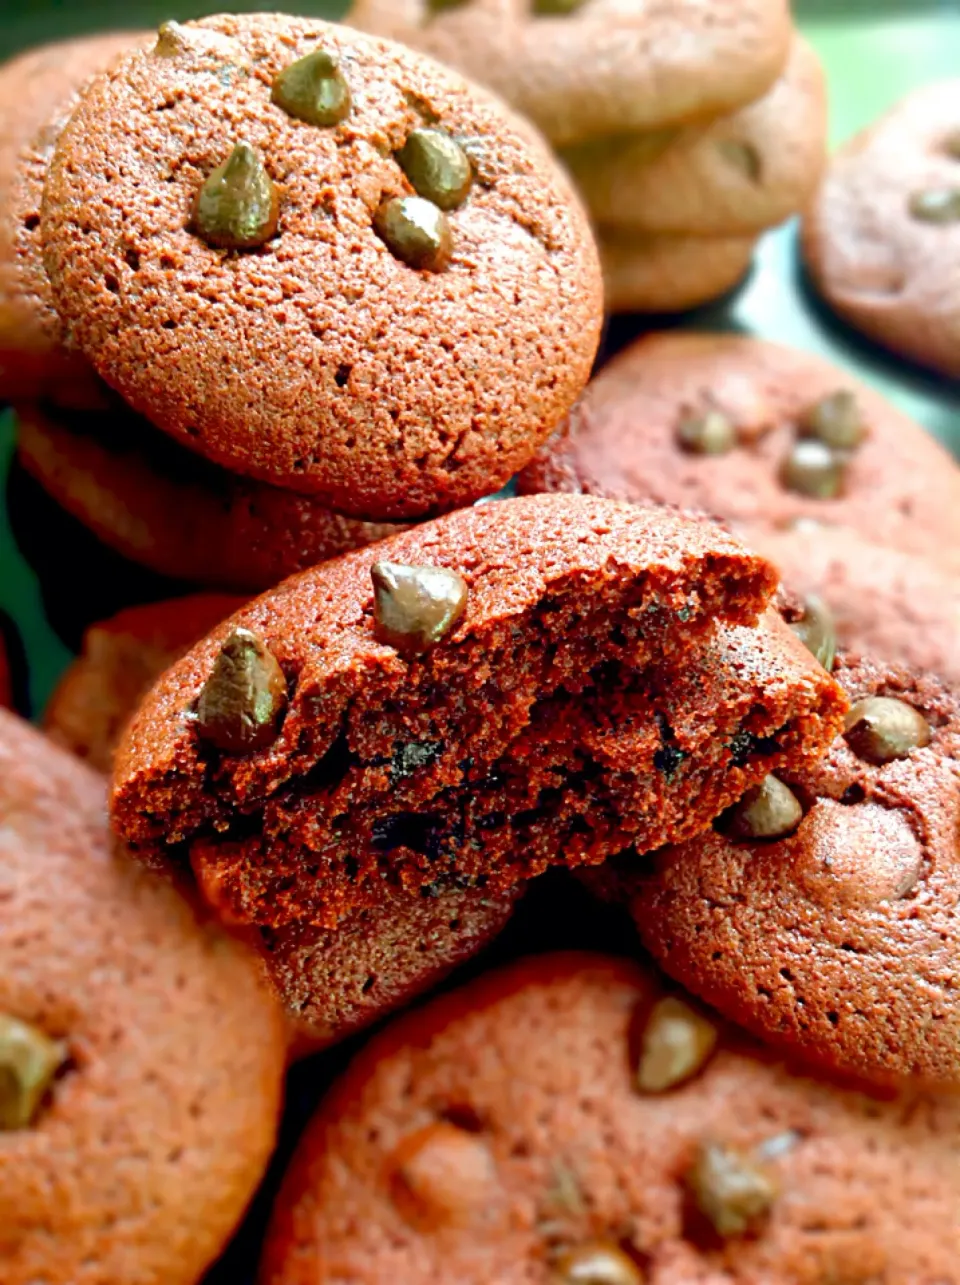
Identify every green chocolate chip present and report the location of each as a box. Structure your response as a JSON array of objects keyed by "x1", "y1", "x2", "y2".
[
  {"x1": 374, "y1": 196, "x2": 452, "y2": 272},
  {"x1": 192, "y1": 142, "x2": 279, "y2": 251},
  {"x1": 271, "y1": 49, "x2": 352, "y2": 128},
  {"x1": 195, "y1": 628, "x2": 288, "y2": 753},
  {"x1": 396, "y1": 129, "x2": 473, "y2": 211}
]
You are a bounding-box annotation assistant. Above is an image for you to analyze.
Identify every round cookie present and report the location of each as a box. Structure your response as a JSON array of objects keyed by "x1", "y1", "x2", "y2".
[
  {"x1": 41, "y1": 15, "x2": 602, "y2": 520},
  {"x1": 44, "y1": 593, "x2": 245, "y2": 772},
  {"x1": 110, "y1": 492, "x2": 844, "y2": 934},
  {"x1": 0, "y1": 32, "x2": 144, "y2": 406},
  {"x1": 260, "y1": 952, "x2": 960, "y2": 1285},
  {"x1": 600, "y1": 230, "x2": 757, "y2": 313},
  {"x1": 754, "y1": 522, "x2": 960, "y2": 683},
  {"x1": 569, "y1": 37, "x2": 827, "y2": 236},
  {"x1": 627, "y1": 653, "x2": 960, "y2": 1087},
  {"x1": 802, "y1": 80, "x2": 960, "y2": 378},
  {"x1": 517, "y1": 332, "x2": 960, "y2": 569},
  {"x1": 16, "y1": 404, "x2": 405, "y2": 592},
  {"x1": 0, "y1": 708, "x2": 286, "y2": 1284},
  {"x1": 346, "y1": 0, "x2": 793, "y2": 149}
]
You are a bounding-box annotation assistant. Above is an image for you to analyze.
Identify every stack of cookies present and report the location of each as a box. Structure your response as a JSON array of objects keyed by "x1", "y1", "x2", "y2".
[
  {"x1": 0, "y1": 15, "x2": 602, "y2": 593},
  {"x1": 347, "y1": 0, "x2": 828, "y2": 312},
  {"x1": 2, "y1": 11, "x2": 960, "y2": 1285}
]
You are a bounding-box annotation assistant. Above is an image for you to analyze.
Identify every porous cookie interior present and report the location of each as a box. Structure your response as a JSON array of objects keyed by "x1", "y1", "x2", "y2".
[{"x1": 167, "y1": 590, "x2": 837, "y2": 931}]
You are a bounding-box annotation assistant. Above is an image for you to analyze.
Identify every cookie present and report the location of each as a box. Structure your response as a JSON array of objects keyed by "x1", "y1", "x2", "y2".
[
  {"x1": 346, "y1": 0, "x2": 793, "y2": 149},
  {"x1": 260, "y1": 952, "x2": 960, "y2": 1285},
  {"x1": 110, "y1": 492, "x2": 845, "y2": 934},
  {"x1": 16, "y1": 403, "x2": 405, "y2": 591},
  {"x1": 0, "y1": 709, "x2": 286, "y2": 1284},
  {"x1": 624, "y1": 653, "x2": 960, "y2": 1087},
  {"x1": 599, "y1": 231, "x2": 756, "y2": 313},
  {"x1": 44, "y1": 593, "x2": 245, "y2": 772},
  {"x1": 802, "y1": 80, "x2": 960, "y2": 378},
  {"x1": 518, "y1": 332, "x2": 960, "y2": 568},
  {"x1": 41, "y1": 15, "x2": 602, "y2": 520},
  {"x1": 569, "y1": 37, "x2": 827, "y2": 237},
  {"x1": 237, "y1": 882, "x2": 522, "y2": 1056},
  {"x1": 754, "y1": 522, "x2": 960, "y2": 683},
  {"x1": 0, "y1": 32, "x2": 143, "y2": 406}
]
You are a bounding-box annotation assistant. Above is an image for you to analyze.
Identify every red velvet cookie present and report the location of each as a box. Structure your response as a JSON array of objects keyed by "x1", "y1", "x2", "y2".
[
  {"x1": 44, "y1": 593, "x2": 245, "y2": 772},
  {"x1": 753, "y1": 522, "x2": 960, "y2": 683},
  {"x1": 0, "y1": 32, "x2": 144, "y2": 406},
  {"x1": 346, "y1": 0, "x2": 792, "y2": 148},
  {"x1": 802, "y1": 80, "x2": 960, "y2": 379},
  {"x1": 42, "y1": 595, "x2": 518, "y2": 1053},
  {"x1": 41, "y1": 14, "x2": 602, "y2": 519},
  {"x1": 625, "y1": 653, "x2": 960, "y2": 1088},
  {"x1": 518, "y1": 332, "x2": 960, "y2": 570},
  {"x1": 0, "y1": 709, "x2": 286, "y2": 1284},
  {"x1": 110, "y1": 493, "x2": 844, "y2": 935},
  {"x1": 16, "y1": 404, "x2": 405, "y2": 591},
  {"x1": 260, "y1": 952, "x2": 960, "y2": 1285}
]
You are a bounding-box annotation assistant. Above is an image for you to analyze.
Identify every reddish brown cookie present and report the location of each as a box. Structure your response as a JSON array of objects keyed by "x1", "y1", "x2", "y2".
[
  {"x1": 754, "y1": 522, "x2": 960, "y2": 683},
  {"x1": 0, "y1": 709, "x2": 286, "y2": 1284},
  {"x1": 599, "y1": 231, "x2": 756, "y2": 313},
  {"x1": 44, "y1": 593, "x2": 245, "y2": 772},
  {"x1": 0, "y1": 32, "x2": 144, "y2": 406},
  {"x1": 518, "y1": 332, "x2": 960, "y2": 568},
  {"x1": 346, "y1": 0, "x2": 792, "y2": 148},
  {"x1": 261, "y1": 952, "x2": 960, "y2": 1285},
  {"x1": 802, "y1": 81, "x2": 960, "y2": 378},
  {"x1": 16, "y1": 404, "x2": 405, "y2": 591},
  {"x1": 110, "y1": 493, "x2": 845, "y2": 936},
  {"x1": 41, "y1": 14, "x2": 602, "y2": 519},
  {"x1": 625, "y1": 653, "x2": 960, "y2": 1087},
  {"x1": 40, "y1": 593, "x2": 516, "y2": 1051},
  {"x1": 570, "y1": 37, "x2": 827, "y2": 237}
]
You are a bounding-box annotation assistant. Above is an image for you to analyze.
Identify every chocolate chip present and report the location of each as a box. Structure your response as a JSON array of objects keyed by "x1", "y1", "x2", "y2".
[
  {"x1": 0, "y1": 1014, "x2": 67, "y2": 1131},
  {"x1": 798, "y1": 390, "x2": 865, "y2": 451},
  {"x1": 686, "y1": 1141, "x2": 777, "y2": 1238},
  {"x1": 552, "y1": 1242, "x2": 643, "y2": 1285},
  {"x1": 788, "y1": 594, "x2": 837, "y2": 672},
  {"x1": 676, "y1": 409, "x2": 736, "y2": 456},
  {"x1": 908, "y1": 187, "x2": 960, "y2": 224},
  {"x1": 397, "y1": 129, "x2": 473, "y2": 211},
  {"x1": 717, "y1": 139, "x2": 762, "y2": 181},
  {"x1": 780, "y1": 439, "x2": 844, "y2": 499},
  {"x1": 154, "y1": 20, "x2": 190, "y2": 56},
  {"x1": 195, "y1": 628, "x2": 287, "y2": 754},
  {"x1": 271, "y1": 49, "x2": 352, "y2": 127},
  {"x1": 944, "y1": 131, "x2": 960, "y2": 160},
  {"x1": 374, "y1": 196, "x2": 452, "y2": 271},
  {"x1": 192, "y1": 142, "x2": 279, "y2": 250},
  {"x1": 371, "y1": 561, "x2": 468, "y2": 653},
  {"x1": 533, "y1": 0, "x2": 588, "y2": 12},
  {"x1": 426, "y1": 0, "x2": 470, "y2": 10},
  {"x1": 727, "y1": 775, "x2": 802, "y2": 841},
  {"x1": 390, "y1": 1122, "x2": 497, "y2": 1228},
  {"x1": 635, "y1": 996, "x2": 717, "y2": 1093},
  {"x1": 843, "y1": 697, "x2": 931, "y2": 765}
]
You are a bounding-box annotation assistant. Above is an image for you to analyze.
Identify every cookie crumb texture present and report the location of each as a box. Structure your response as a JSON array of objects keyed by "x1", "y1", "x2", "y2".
[
  {"x1": 629, "y1": 654, "x2": 960, "y2": 1088},
  {"x1": 0, "y1": 709, "x2": 286, "y2": 1285},
  {"x1": 110, "y1": 494, "x2": 848, "y2": 934},
  {"x1": 41, "y1": 14, "x2": 602, "y2": 519},
  {"x1": 260, "y1": 953, "x2": 960, "y2": 1284}
]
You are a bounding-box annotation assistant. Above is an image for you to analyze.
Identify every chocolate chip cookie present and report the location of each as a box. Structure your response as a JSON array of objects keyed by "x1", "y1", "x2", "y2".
[
  {"x1": 802, "y1": 80, "x2": 960, "y2": 377},
  {"x1": 0, "y1": 31, "x2": 143, "y2": 406},
  {"x1": 16, "y1": 403, "x2": 405, "y2": 591},
  {"x1": 346, "y1": 0, "x2": 792, "y2": 148},
  {"x1": 624, "y1": 653, "x2": 960, "y2": 1087},
  {"x1": 518, "y1": 332, "x2": 960, "y2": 569},
  {"x1": 260, "y1": 952, "x2": 960, "y2": 1285},
  {"x1": 41, "y1": 14, "x2": 602, "y2": 519},
  {"x1": 0, "y1": 709, "x2": 286, "y2": 1285}
]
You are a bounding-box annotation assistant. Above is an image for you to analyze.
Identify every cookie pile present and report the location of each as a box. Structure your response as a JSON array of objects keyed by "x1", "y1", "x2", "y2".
[
  {"x1": 2, "y1": 11, "x2": 959, "y2": 1285},
  {"x1": 0, "y1": 15, "x2": 602, "y2": 589},
  {"x1": 347, "y1": 0, "x2": 828, "y2": 312}
]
